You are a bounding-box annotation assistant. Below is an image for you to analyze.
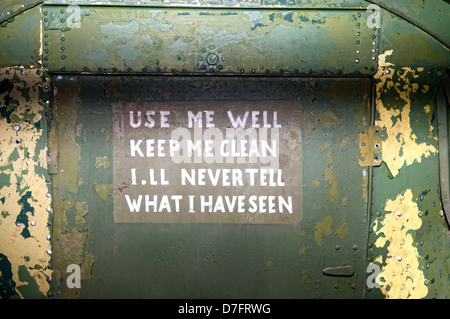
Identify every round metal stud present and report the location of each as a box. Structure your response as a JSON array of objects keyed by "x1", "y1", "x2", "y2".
[
  {"x1": 31, "y1": 221, "x2": 36, "y2": 226},
  {"x1": 13, "y1": 124, "x2": 20, "y2": 131}
]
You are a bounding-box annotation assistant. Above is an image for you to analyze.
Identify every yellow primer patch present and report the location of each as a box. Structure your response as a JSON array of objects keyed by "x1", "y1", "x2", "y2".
[
  {"x1": 374, "y1": 50, "x2": 437, "y2": 177},
  {"x1": 314, "y1": 216, "x2": 332, "y2": 246},
  {"x1": 373, "y1": 189, "x2": 427, "y2": 299}
]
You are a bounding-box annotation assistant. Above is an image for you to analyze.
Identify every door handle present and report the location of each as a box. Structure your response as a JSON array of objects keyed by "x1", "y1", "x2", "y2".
[{"x1": 323, "y1": 263, "x2": 354, "y2": 277}]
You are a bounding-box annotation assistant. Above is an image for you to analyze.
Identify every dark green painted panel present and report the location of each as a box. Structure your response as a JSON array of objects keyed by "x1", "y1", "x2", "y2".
[{"x1": 51, "y1": 75, "x2": 371, "y2": 298}]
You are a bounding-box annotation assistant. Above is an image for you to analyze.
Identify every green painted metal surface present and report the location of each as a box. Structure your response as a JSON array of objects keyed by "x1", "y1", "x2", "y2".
[
  {"x1": 0, "y1": 0, "x2": 43, "y2": 24},
  {"x1": 0, "y1": 0, "x2": 449, "y2": 300},
  {"x1": 50, "y1": 75, "x2": 372, "y2": 298},
  {"x1": 42, "y1": 6, "x2": 378, "y2": 75},
  {"x1": 367, "y1": 0, "x2": 450, "y2": 49},
  {"x1": 0, "y1": 6, "x2": 41, "y2": 68}
]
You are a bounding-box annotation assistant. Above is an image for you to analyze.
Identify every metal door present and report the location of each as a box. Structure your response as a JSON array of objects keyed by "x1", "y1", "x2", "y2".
[{"x1": 50, "y1": 75, "x2": 372, "y2": 298}]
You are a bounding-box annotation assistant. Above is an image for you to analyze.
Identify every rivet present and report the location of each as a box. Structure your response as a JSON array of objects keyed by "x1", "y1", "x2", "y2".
[
  {"x1": 356, "y1": 40, "x2": 360, "y2": 44},
  {"x1": 351, "y1": 284, "x2": 356, "y2": 289},
  {"x1": 16, "y1": 222, "x2": 21, "y2": 226},
  {"x1": 353, "y1": 245, "x2": 358, "y2": 251},
  {"x1": 240, "y1": 69, "x2": 245, "y2": 73},
  {"x1": 397, "y1": 212, "x2": 402, "y2": 217},
  {"x1": 206, "y1": 53, "x2": 218, "y2": 65},
  {"x1": 397, "y1": 256, "x2": 402, "y2": 261},
  {"x1": 425, "y1": 280, "x2": 430, "y2": 285},
  {"x1": 46, "y1": 207, "x2": 52, "y2": 213},
  {"x1": 356, "y1": 50, "x2": 360, "y2": 54},
  {"x1": 47, "y1": 235, "x2": 51, "y2": 240},
  {"x1": 47, "y1": 250, "x2": 52, "y2": 255},
  {"x1": 31, "y1": 221, "x2": 36, "y2": 226},
  {"x1": 356, "y1": 59, "x2": 360, "y2": 63},
  {"x1": 61, "y1": 55, "x2": 66, "y2": 60},
  {"x1": 335, "y1": 245, "x2": 340, "y2": 250},
  {"x1": 334, "y1": 284, "x2": 339, "y2": 289},
  {"x1": 13, "y1": 124, "x2": 21, "y2": 131},
  {"x1": 440, "y1": 211, "x2": 444, "y2": 216},
  {"x1": 251, "y1": 69, "x2": 256, "y2": 73},
  {"x1": 356, "y1": 32, "x2": 360, "y2": 36},
  {"x1": 418, "y1": 212, "x2": 423, "y2": 217},
  {"x1": 217, "y1": 65, "x2": 223, "y2": 70},
  {"x1": 372, "y1": 56, "x2": 376, "y2": 61},
  {"x1": 61, "y1": 46, "x2": 65, "y2": 51},
  {"x1": 372, "y1": 41, "x2": 376, "y2": 45},
  {"x1": 385, "y1": 70, "x2": 390, "y2": 74}
]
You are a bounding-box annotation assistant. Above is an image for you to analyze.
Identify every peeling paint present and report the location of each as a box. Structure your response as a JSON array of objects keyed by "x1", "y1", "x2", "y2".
[
  {"x1": 374, "y1": 50, "x2": 438, "y2": 178},
  {"x1": 372, "y1": 189, "x2": 427, "y2": 299}
]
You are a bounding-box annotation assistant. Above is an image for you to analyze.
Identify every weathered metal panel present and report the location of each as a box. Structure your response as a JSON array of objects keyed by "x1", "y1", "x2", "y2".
[
  {"x1": 0, "y1": 67, "x2": 52, "y2": 299},
  {"x1": 42, "y1": 6, "x2": 379, "y2": 75},
  {"x1": 50, "y1": 75, "x2": 371, "y2": 298},
  {"x1": 368, "y1": 0, "x2": 450, "y2": 49},
  {"x1": 42, "y1": 0, "x2": 371, "y2": 8},
  {"x1": 0, "y1": 0, "x2": 43, "y2": 24},
  {"x1": 366, "y1": 51, "x2": 450, "y2": 298},
  {"x1": 0, "y1": 6, "x2": 42, "y2": 68}
]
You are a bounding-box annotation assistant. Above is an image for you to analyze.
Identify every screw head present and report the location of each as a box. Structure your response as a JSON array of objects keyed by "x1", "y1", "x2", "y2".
[{"x1": 206, "y1": 53, "x2": 218, "y2": 65}]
